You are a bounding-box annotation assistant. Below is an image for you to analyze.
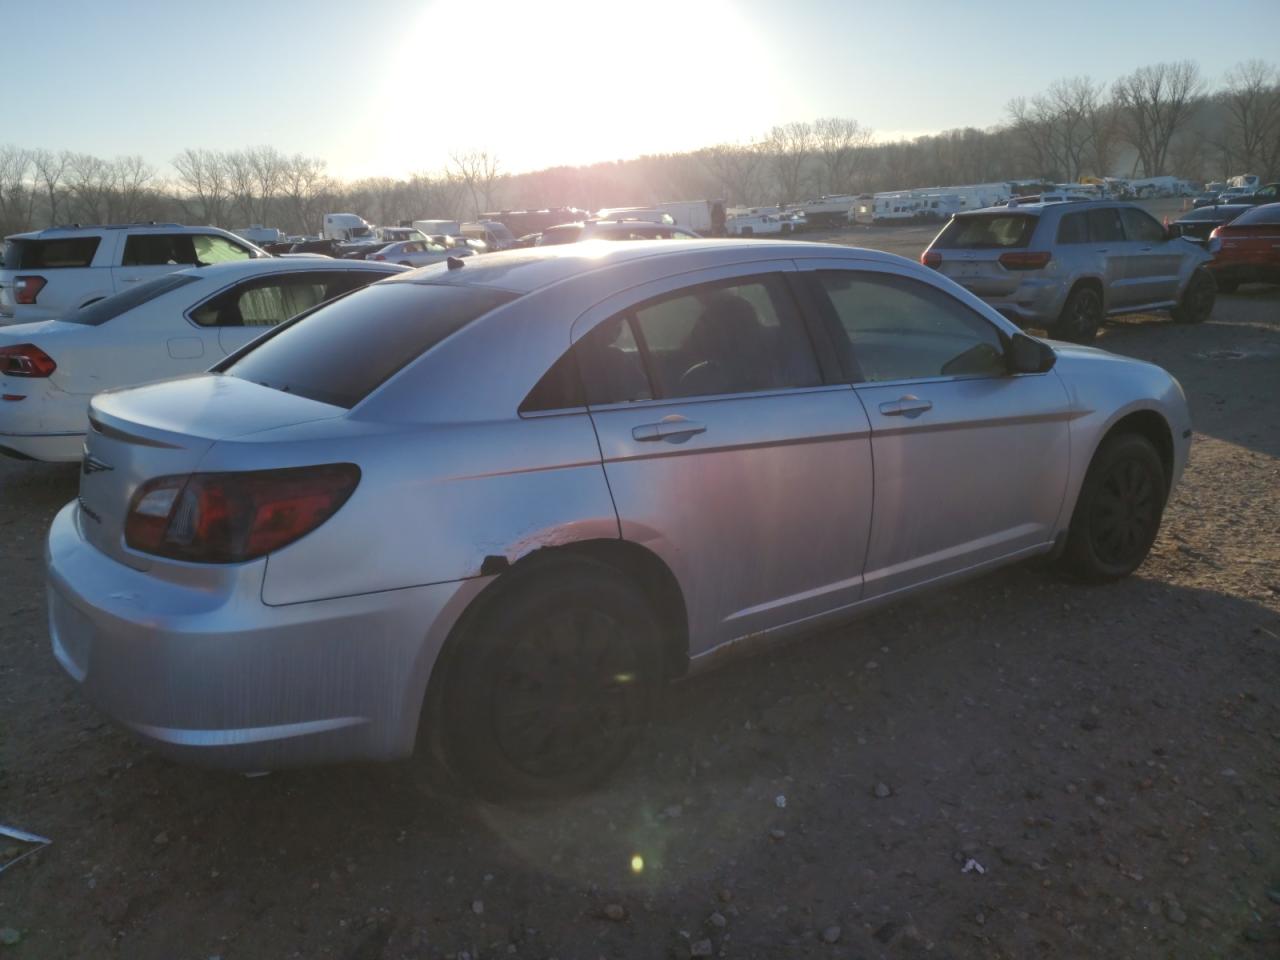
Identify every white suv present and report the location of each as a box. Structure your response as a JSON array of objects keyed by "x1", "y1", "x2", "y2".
[{"x1": 0, "y1": 223, "x2": 264, "y2": 324}]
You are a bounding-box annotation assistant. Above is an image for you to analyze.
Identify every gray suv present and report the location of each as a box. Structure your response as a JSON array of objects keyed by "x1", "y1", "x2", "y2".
[{"x1": 921, "y1": 200, "x2": 1216, "y2": 342}]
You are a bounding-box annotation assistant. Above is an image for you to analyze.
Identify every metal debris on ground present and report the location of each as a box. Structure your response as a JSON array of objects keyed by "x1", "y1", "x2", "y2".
[
  {"x1": 961, "y1": 858, "x2": 986, "y2": 875},
  {"x1": 0, "y1": 823, "x2": 51, "y2": 874}
]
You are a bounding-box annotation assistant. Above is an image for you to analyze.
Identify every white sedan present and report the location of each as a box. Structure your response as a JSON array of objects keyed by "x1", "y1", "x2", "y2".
[{"x1": 0, "y1": 257, "x2": 406, "y2": 461}]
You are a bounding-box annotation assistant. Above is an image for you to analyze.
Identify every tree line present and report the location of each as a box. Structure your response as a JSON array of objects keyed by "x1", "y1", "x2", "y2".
[{"x1": 0, "y1": 59, "x2": 1276, "y2": 239}]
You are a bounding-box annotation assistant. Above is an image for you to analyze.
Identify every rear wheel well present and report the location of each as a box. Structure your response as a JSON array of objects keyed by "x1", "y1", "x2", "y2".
[
  {"x1": 1099, "y1": 410, "x2": 1174, "y2": 495},
  {"x1": 1068, "y1": 276, "x2": 1103, "y2": 306}
]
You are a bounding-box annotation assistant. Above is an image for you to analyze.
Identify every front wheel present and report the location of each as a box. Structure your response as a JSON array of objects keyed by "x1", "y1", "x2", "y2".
[
  {"x1": 1051, "y1": 285, "x2": 1102, "y2": 343},
  {"x1": 1061, "y1": 434, "x2": 1166, "y2": 582},
  {"x1": 439, "y1": 558, "x2": 663, "y2": 802},
  {"x1": 1170, "y1": 267, "x2": 1215, "y2": 323}
]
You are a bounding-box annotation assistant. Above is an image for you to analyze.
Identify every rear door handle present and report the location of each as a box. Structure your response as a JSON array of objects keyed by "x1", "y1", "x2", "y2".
[
  {"x1": 879, "y1": 396, "x2": 933, "y2": 418},
  {"x1": 632, "y1": 416, "x2": 706, "y2": 443}
]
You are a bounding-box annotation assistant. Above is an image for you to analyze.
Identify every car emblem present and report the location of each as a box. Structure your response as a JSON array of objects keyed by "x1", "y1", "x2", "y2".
[{"x1": 82, "y1": 454, "x2": 114, "y2": 476}]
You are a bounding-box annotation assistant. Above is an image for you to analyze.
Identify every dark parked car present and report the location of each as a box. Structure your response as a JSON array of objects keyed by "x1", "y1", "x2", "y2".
[
  {"x1": 1207, "y1": 202, "x2": 1280, "y2": 292},
  {"x1": 288, "y1": 238, "x2": 343, "y2": 256},
  {"x1": 1169, "y1": 204, "x2": 1252, "y2": 246},
  {"x1": 1230, "y1": 182, "x2": 1280, "y2": 206}
]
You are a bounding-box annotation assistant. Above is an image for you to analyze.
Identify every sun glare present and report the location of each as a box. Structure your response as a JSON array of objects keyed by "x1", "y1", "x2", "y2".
[{"x1": 367, "y1": 0, "x2": 793, "y2": 177}]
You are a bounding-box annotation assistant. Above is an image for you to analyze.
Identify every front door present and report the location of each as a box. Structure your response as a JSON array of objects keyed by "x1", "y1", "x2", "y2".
[
  {"x1": 802, "y1": 262, "x2": 1072, "y2": 599},
  {"x1": 576, "y1": 263, "x2": 875, "y2": 655},
  {"x1": 1117, "y1": 206, "x2": 1184, "y2": 304}
]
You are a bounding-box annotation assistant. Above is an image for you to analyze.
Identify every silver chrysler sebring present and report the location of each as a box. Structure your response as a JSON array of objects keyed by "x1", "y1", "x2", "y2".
[{"x1": 47, "y1": 240, "x2": 1190, "y2": 799}]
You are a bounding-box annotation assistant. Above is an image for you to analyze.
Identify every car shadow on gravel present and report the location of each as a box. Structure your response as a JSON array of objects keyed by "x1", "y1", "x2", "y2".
[{"x1": 16, "y1": 562, "x2": 1276, "y2": 958}]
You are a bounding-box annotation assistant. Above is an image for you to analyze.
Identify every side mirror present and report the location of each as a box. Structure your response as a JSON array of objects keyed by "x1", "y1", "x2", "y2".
[{"x1": 1008, "y1": 332, "x2": 1056, "y2": 374}]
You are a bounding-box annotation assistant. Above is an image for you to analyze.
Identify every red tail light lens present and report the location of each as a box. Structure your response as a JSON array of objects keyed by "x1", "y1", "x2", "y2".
[
  {"x1": 998, "y1": 251, "x2": 1052, "y2": 270},
  {"x1": 125, "y1": 464, "x2": 361, "y2": 563},
  {"x1": 0, "y1": 343, "x2": 57, "y2": 377},
  {"x1": 370, "y1": 254, "x2": 386, "y2": 261},
  {"x1": 921, "y1": 250, "x2": 942, "y2": 268},
  {"x1": 14, "y1": 276, "x2": 46, "y2": 304}
]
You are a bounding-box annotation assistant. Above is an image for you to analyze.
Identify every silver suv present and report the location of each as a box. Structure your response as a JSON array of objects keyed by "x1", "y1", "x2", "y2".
[{"x1": 921, "y1": 200, "x2": 1216, "y2": 342}]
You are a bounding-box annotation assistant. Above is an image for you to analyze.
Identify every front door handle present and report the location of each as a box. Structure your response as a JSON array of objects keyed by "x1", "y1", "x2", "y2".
[
  {"x1": 879, "y1": 396, "x2": 932, "y2": 418},
  {"x1": 632, "y1": 416, "x2": 706, "y2": 443}
]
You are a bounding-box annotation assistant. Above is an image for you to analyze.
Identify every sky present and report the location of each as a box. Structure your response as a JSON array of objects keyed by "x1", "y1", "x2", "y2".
[{"x1": 8, "y1": 0, "x2": 1279, "y2": 182}]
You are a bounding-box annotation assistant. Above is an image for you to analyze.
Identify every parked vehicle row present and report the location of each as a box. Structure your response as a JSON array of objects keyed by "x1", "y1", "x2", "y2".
[
  {"x1": 44, "y1": 239, "x2": 1190, "y2": 800},
  {"x1": 1204, "y1": 202, "x2": 1280, "y2": 292}
]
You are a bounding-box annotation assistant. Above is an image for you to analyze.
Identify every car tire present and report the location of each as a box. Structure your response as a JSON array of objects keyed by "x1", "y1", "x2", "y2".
[
  {"x1": 1050, "y1": 285, "x2": 1103, "y2": 343},
  {"x1": 1170, "y1": 267, "x2": 1215, "y2": 323},
  {"x1": 1061, "y1": 433, "x2": 1166, "y2": 583},
  {"x1": 1215, "y1": 278, "x2": 1239, "y2": 294},
  {"x1": 439, "y1": 557, "x2": 663, "y2": 803}
]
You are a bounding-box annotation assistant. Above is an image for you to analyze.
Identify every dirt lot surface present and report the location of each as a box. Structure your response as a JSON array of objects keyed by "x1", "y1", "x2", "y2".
[{"x1": 0, "y1": 229, "x2": 1277, "y2": 959}]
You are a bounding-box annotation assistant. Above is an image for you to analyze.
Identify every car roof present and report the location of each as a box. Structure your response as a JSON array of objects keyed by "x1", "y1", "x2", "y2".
[
  {"x1": 4, "y1": 223, "x2": 236, "y2": 240},
  {"x1": 385, "y1": 239, "x2": 905, "y2": 295},
  {"x1": 959, "y1": 199, "x2": 1132, "y2": 217},
  {"x1": 170, "y1": 257, "x2": 410, "y2": 282}
]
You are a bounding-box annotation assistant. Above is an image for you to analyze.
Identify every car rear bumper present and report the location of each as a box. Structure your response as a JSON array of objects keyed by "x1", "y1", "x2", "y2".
[
  {"x1": 956, "y1": 278, "x2": 1066, "y2": 327},
  {"x1": 1208, "y1": 262, "x2": 1280, "y2": 286},
  {"x1": 0, "y1": 381, "x2": 88, "y2": 461},
  {"x1": 0, "y1": 430, "x2": 84, "y2": 461},
  {"x1": 46, "y1": 501, "x2": 481, "y2": 771}
]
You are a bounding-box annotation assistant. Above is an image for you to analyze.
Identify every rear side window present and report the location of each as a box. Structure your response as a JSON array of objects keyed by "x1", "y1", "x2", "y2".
[
  {"x1": 225, "y1": 283, "x2": 516, "y2": 408},
  {"x1": 3, "y1": 236, "x2": 101, "y2": 269},
  {"x1": 934, "y1": 215, "x2": 1037, "y2": 249},
  {"x1": 122, "y1": 234, "x2": 200, "y2": 267},
  {"x1": 1086, "y1": 209, "x2": 1125, "y2": 243},
  {"x1": 63, "y1": 273, "x2": 202, "y2": 326},
  {"x1": 1056, "y1": 212, "x2": 1089, "y2": 244}
]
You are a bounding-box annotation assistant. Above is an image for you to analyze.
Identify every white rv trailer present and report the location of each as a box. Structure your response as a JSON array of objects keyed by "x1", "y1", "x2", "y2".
[
  {"x1": 1228, "y1": 174, "x2": 1260, "y2": 190},
  {"x1": 792, "y1": 195, "x2": 859, "y2": 227},
  {"x1": 867, "y1": 182, "x2": 1014, "y2": 222}
]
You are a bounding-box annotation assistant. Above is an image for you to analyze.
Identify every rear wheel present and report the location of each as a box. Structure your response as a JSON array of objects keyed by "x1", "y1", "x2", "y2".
[
  {"x1": 440, "y1": 558, "x2": 663, "y2": 802},
  {"x1": 1051, "y1": 285, "x2": 1102, "y2": 343},
  {"x1": 1170, "y1": 267, "x2": 1215, "y2": 323},
  {"x1": 1062, "y1": 434, "x2": 1166, "y2": 582}
]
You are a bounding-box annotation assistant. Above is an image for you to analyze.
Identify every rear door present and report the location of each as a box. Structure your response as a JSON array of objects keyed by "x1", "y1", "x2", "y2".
[
  {"x1": 802, "y1": 260, "x2": 1071, "y2": 598},
  {"x1": 1118, "y1": 207, "x2": 1182, "y2": 303},
  {"x1": 575, "y1": 261, "x2": 875, "y2": 654},
  {"x1": 1086, "y1": 207, "x2": 1140, "y2": 307}
]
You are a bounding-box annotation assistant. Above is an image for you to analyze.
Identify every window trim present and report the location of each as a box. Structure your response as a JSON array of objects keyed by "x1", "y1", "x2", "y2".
[{"x1": 802, "y1": 264, "x2": 1015, "y2": 386}]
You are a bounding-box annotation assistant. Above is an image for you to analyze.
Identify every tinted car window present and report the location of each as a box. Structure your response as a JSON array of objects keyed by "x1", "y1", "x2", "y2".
[
  {"x1": 934, "y1": 214, "x2": 1037, "y2": 249},
  {"x1": 1086, "y1": 209, "x2": 1125, "y2": 243},
  {"x1": 191, "y1": 271, "x2": 383, "y2": 328},
  {"x1": 225, "y1": 283, "x2": 516, "y2": 408},
  {"x1": 63, "y1": 273, "x2": 202, "y2": 326},
  {"x1": 1119, "y1": 208, "x2": 1165, "y2": 243},
  {"x1": 122, "y1": 234, "x2": 202, "y2": 267},
  {"x1": 624, "y1": 274, "x2": 821, "y2": 399},
  {"x1": 1056, "y1": 212, "x2": 1089, "y2": 244},
  {"x1": 1232, "y1": 203, "x2": 1280, "y2": 225},
  {"x1": 815, "y1": 270, "x2": 1006, "y2": 383},
  {"x1": 3, "y1": 236, "x2": 101, "y2": 269}
]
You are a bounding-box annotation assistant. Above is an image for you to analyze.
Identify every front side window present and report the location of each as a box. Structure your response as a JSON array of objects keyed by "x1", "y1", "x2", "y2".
[
  {"x1": 814, "y1": 270, "x2": 1006, "y2": 383},
  {"x1": 193, "y1": 234, "x2": 252, "y2": 263},
  {"x1": 1119, "y1": 208, "x2": 1165, "y2": 243}
]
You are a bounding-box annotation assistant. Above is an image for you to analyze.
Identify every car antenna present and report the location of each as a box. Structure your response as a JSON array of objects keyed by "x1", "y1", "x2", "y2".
[{"x1": 447, "y1": 256, "x2": 465, "y2": 270}]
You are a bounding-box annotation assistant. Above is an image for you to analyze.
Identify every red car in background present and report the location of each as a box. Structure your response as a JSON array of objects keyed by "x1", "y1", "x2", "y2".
[{"x1": 1208, "y1": 202, "x2": 1280, "y2": 292}]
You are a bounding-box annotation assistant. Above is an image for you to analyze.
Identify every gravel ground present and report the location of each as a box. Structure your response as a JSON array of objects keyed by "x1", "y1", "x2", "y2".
[{"x1": 0, "y1": 240, "x2": 1276, "y2": 959}]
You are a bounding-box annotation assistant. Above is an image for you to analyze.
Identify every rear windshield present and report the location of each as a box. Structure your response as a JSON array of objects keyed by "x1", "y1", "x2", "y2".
[
  {"x1": 934, "y1": 214, "x2": 1037, "y2": 249},
  {"x1": 1177, "y1": 206, "x2": 1246, "y2": 222},
  {"x1": 65, "y1": 272, "x2": 202, "y2": 326},
  {"x1": 3, "y1": 236, "x2": 101, "y2": 269},
  {"x1": 1232, "y1": 204, "x2": 1280, "y2": 226},
  {"x1": 224, "y1": 282, "x2": 517, "y2": 408}
]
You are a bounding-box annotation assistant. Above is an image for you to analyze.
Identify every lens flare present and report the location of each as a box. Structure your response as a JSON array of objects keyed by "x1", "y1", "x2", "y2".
[{"x1": 630, "y1": 854, "x2": 644, "y2": 874}]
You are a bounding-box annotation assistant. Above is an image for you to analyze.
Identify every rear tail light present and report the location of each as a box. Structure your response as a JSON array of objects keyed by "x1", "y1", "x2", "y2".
[
  {"x1": 124, "y1": 464, "x2": 361, "y2": 563},
  {"x1": 921, "y1": 250, "x2": 942, "y2": 269},
  {"x1": 0, "y1": 343, "x2": 57, "y2": 377},
  {"x1": 998, "y1": 251, "x2": 1052, "y2": 270},
  {"x1": 370, "y1": 254, "x2": 386, "y2": 261},
  {"x1": 14, "y1": 276, "x2": 47, "y2": 304}
]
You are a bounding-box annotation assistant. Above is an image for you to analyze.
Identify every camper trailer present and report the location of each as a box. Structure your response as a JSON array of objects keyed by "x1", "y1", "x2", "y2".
[{"x1": 792, "y1": 195, "x2": 858, "y2": 228}]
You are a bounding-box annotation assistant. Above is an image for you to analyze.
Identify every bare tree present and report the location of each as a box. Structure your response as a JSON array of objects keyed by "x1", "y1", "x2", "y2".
[
  {"x1": 765, "y1": 122, "x2": 814, "y2": 203},
  {"x1": 1221, "y1": 60, "x2": 1280, "y2": 174},
  {"x1": 449, "y1": 150, "x2": 501, "y2": 219},
  {"x1": 281, "y1": 154, "x2": 331, "y2": 235},
  {"x1": 697, "y1": 141, "x2": 765, "y2": 205},
  {"x1": 64, "y1": 152, "x2": 116, "y2": 224},
  {"x1": 223, "y1": 150, "x2": 258, "y2": 225},
  {"x1": 111, "y1": 155, "x2": 157, "y2": 222},
  {"x1": 246, "y1": 146, "x2": 286, "y2": 224},
  {"x1": 172, "y1": 148, "x2": 230, "y2": 226},
  {"x1": 813, "y1": 117, "x2": 873, "y2": 194},
  {"x1": 31, "y1": 149, "x2": 69, "y2": 225},
  {"x1": 0, "y1": 145, "x2": 34, "y2": 235},
  {"x1": 1112, "y1": 60, "x2": 1205, "y2": 176}
]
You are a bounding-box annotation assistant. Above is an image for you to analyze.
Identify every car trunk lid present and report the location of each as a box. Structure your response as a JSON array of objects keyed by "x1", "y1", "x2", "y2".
[{"x1": 78, "y1": 374, "x2": 346, "y2": 568}]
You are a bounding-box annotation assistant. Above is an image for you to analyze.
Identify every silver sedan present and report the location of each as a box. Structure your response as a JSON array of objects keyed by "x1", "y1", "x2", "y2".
[
  {"x1": 365, "y1": 238, "x2": 472, "y2": 267},
  {"x1": 47, "y1": 240, "x2": 1191, "y2": 799}
]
